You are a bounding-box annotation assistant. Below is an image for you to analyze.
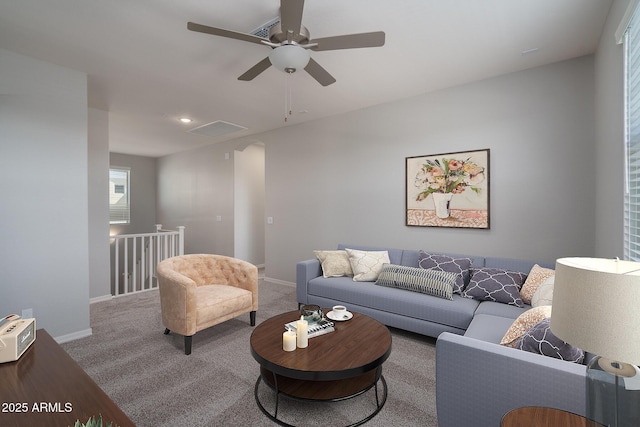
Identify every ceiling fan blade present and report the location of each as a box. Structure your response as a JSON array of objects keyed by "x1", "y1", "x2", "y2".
[
  {"x1": 280, "y1": 0, "x2": 305, "y2": 39},
  {"x1": 309, "y1": 31, "x2": 385, "y2": 51},
  {"x1": 238, "y1": 57, "x2": 272, "y2": 81},
  {"x1": 304, "y1": 58, "x2": 336, "y2": 86},
  {"x1": 187, "y1": 22, "x2": 267, "y2": 46}
]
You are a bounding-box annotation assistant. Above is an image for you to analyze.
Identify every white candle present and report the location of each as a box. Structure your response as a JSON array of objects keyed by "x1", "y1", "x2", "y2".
[
  {"x1": 283, "y1": 329, "x2": 296, "y2": 351},
  {"x1": 296, "y1": 315, "x2": 308, "y2": 348}
]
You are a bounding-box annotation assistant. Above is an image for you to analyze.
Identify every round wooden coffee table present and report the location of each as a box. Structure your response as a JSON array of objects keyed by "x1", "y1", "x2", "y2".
[
  {"x1": 250, "y1": 309, "x2": 392, "y2": 427},
  {"x1": 501, "y1": 406, "x2": 606, "y2": 427}
]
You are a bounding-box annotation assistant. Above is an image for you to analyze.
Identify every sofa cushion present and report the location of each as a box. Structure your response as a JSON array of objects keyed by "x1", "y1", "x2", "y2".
[
  {"x1": 474, "y1": 301, "x2": 530, "y2": 319},
  {"x1": 463, "y1": 268, "x2": 527, "y2": 307},
  {"x1": 418, "y1": 251, "x2": 473, "y2": 294},
  {"x1": 401, "y1": 250, "x2": 484, "y2": 271},
  {"x1": 345, "y1": 248, "x2": 390, "y2": 281},
  {"x1": 464, "y1": 314, "x2": 517, "y2": 343},
  {"x1": 500, "y1": 306, "x2": 552, "y2": 348},
  {"x1": 307, "y1": 276, "x2": 479, "y2": 330},
  {"x1": 314, "y1": 250, "x2": 353, "y2": 278},
  {"x1": 375, "y1": 264, "x2": 457, "y2": 300},
  {"x1": 516, "y1": 318, "x2": 585, "y2": 363},
  {"x1": 531, "y1": 276, "x2": 554, "y2": 307},
  {"x1": 520, "y1": 264, "x2": 555, "y2": 305},
  {"x1": 337, "y1": 244, "x2": 403, "y2": 265},
  {"x1": 196, "y1": 285, "x2": 253, "y2": 326}
]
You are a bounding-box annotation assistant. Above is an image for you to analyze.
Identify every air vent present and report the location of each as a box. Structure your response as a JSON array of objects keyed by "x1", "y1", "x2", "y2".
[
  {"x1": 250, "y1": 17, "x2": 280, "y2": 39},
  {"x1": 188, "y1": 120, "x2": 247, "y2": 138}
]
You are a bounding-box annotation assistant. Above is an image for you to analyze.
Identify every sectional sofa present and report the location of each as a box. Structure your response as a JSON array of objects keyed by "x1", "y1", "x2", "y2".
[{"x1": 296, "y1": 244, "x2": 588, "y2": 427}]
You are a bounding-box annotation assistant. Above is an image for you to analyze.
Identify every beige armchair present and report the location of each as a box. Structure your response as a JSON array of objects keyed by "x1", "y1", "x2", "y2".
[{"x1": 156, "y1": 254, "x2": 258, "y2": 355}]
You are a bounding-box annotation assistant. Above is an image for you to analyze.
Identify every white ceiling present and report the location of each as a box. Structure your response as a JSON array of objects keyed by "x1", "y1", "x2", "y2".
[{"x1": 0, "y1": 0, "x2": 612, "y2": 158}]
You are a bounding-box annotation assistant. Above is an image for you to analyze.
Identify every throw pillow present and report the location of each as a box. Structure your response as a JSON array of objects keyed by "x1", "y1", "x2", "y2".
[
  {"x1": 375, "y1": 264, "x2": 457, "y2": 300},
  {"x1": 463, "y1": 268, "x2": 527, "y2": 307},
  {"x1": 500, "y1": 305, "x2": 552, "y2": 347},
  {"x1": 314, "y1": 250, "x2": 353, "y2": 278},
  {"x1": 345, "y1": 248, "x2": 390, "y2": 282},
  {"x1": 519, "y1": 264, "x2": 555, "y2": 305},
  {"x1": 531, "y1": 276, "x2": 555, "y2": 307},
  {"x1": 516, "y1": 318, "x2": 585, "y2": 363},
  {"x1": 417, "y1": 251, "x2": 472, "y2": 294}
]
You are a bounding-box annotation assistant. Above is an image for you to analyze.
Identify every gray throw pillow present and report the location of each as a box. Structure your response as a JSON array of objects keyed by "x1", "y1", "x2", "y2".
[
  {"x1": 375, "y1": 264, "x2": 457, "y2": 300},
  {"x1": 417, "y1": 251, "x2": 472, "y2": 294},
  {"x1": 516, "y1": 318, "x2": 585, "y2": 363},
  {"x1": 463, "y1": 267, "x2": 526, "y2": 307}
]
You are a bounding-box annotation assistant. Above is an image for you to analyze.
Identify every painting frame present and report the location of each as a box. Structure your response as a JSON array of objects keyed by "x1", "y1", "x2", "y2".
[{"x1": 406, "y1": 149, "x2": 490, "y2": 229}]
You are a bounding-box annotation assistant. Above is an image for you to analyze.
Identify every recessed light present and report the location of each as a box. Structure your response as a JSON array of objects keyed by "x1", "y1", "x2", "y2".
[{"x1": 179, "y1": 117, "x2": 192, "y2": 123}]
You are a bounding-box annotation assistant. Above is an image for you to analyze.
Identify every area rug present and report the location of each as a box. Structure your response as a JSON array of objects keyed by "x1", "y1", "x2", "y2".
[{"x1": 61, "y1": 280, "x2": 438, "y2": 426}]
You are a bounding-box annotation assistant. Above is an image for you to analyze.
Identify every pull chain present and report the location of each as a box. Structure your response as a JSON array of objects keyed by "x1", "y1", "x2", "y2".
[
  {"x1": 288, "y1": 71, "x2": 293, "y2": 117},
  {"x1": 284, "y1": 70, "x2": 294, "y2": 123},
  {"x1": 284, "y1": 72, "x2": 288, "y2": 122}
]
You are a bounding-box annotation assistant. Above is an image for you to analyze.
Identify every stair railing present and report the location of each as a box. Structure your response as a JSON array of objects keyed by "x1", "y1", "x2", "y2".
[{"x1": 112, "y1": 225, "x2": 185, "y2": 296}]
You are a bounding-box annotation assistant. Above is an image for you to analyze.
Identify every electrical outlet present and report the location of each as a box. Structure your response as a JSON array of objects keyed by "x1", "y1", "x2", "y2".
[
  {"x1": 22, "y1": 308, "x2": 33, "y2": 319},
  {"x1": 216, "y1": 215, "x2": 222, "y2": 222},
  {"x1": 267, "y1": 217, "x2": 274, "y2": 224}
]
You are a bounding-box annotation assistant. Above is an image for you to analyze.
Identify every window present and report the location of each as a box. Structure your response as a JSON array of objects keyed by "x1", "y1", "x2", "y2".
[
  {"x1": 624, "y1": 2, "x2": 640, "y2": 261},
  {"x1": 109, "y1": 167, "x2": 130, "y2": 224}
]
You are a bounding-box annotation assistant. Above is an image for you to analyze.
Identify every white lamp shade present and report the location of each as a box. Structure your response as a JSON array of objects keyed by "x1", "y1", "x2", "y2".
[
  {"x1": 551, "y1": 257, "x2": 640, "y2": 365},
  {"x1": 268, "y1": 45, "x2": 310, "y2": 72}
]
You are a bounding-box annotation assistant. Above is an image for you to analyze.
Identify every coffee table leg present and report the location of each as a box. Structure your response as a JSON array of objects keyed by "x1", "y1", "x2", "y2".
[
  {"x1": 254, "y1": 369, "x2": 388, "y2": 427},
  {"x1": 254, "y1": 373, "x2": 285, "y2": 425},
  {"x1": 272, "y1": 372, "x2": 280, "y2": 419},
  {"x1": 373, "y1": 365, "x2": 386, "y2": 409}
]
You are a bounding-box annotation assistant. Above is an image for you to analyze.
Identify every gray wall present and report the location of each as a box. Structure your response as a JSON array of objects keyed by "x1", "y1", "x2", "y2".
[
  {"x1": 234, "y1": 143, "x2": 266, "y2": 265},
  {"x1": 157, "y1": 140, "x2": 236, "y2": 256},
  {"x1": 88, "y1": 108, "x2": 111, "y2": 300},
  {"x1": 0, "y1": 48, "x2": 91, "y2": 341},
  {"x1": 262, "y1": 56, "x2": 597, "y2": 283},
  {"x1": 594, "y1": 0, "x2": 629, "y2": 258}
]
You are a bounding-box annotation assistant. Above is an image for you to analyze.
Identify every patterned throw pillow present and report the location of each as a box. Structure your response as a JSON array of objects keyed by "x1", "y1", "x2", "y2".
[
  {"x1": 531, "y1": 276, "x2": 555, "y2": 307},
  {"x1": 520, "y1": 264, "x2": 555, "y2": 305},
  {"x1": 516, "y1": 318, "x2": 585, "y2": 363},
  {"x1": 417, "y1": 251, "x2": 472, "y2": 294},
  {"x1": 345, "y1": 248, "x2": 390, "y2": 282},
  {"x1": 463, "y1": 268, "x2": 527, "y2": 307},
  {"x1": 314, "y1": 250, "x2": 353, "y2": 278},
  {"x1": 375, "y1": 264, "x2": 457, "y2": 300},
  {"x1": 500, "y1": 306, "x2": 552, "y2": 347}
]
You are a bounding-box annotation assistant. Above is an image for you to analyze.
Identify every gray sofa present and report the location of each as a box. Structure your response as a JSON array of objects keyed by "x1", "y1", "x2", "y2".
[{"x1": 296, "y1": 244, "x2": 587, "y2": 427}]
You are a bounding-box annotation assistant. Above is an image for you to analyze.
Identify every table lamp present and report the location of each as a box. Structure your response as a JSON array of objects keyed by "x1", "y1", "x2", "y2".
[{"x1": 551, "y1": 257, "x2": 640, "y2": 427}]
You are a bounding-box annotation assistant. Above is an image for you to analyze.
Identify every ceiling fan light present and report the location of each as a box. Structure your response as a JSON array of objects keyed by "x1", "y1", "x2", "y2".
[{"x1": 269, "y1": 45, "x2": 310, "y2": 73}]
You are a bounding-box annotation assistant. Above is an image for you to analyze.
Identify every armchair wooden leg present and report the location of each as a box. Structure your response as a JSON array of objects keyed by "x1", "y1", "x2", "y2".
[
  {"x1": 184, "y1": 335, "x2": 193, "y2": 355},
  {"x1": 250, "y1": 310, "x2": 256, "y2": 326}
]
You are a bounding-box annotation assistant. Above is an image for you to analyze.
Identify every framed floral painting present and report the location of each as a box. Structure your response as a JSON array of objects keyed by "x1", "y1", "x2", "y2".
[{"x1": 406, "y1": 149, "x2": 490, "y2": 229}]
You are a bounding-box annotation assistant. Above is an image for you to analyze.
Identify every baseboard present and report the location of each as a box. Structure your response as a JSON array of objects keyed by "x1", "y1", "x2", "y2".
[
  {"x1": 54, "y1": 327, "x2": 93, "y2": 344},
  {"x1": 264, "y1": 277, "x2": 295, "y2": 288},
  {"x1": 90, "y1": 294, "x2": 113, "y2": 304}
]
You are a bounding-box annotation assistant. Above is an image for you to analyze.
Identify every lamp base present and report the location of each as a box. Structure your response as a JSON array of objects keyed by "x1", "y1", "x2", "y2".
[{"x1": 587, "y1": 356, "x2": 640, "y2": 427}]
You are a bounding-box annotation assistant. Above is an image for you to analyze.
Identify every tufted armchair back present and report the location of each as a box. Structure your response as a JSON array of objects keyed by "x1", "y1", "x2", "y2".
[{"x1": 158, "y1": 254, "x2": 258, "y2": 301}]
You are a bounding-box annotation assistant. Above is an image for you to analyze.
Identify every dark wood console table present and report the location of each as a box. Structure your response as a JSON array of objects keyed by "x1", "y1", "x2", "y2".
[{"x1": 0, "y1": 329, "x2": 134, "y2": 427}]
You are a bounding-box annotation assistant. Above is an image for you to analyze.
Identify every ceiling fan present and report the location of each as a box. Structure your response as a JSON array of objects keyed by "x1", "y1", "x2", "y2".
[{"x1": 187, "y1": 0, "x2": 385, "y2": 86}]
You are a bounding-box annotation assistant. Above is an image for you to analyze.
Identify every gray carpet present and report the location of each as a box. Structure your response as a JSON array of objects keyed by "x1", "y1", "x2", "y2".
[{"x1": 61, "y1": 280, "x2": 438, "y2": 426}]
